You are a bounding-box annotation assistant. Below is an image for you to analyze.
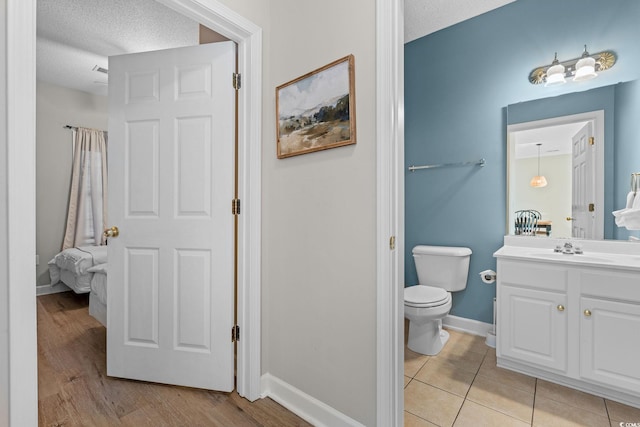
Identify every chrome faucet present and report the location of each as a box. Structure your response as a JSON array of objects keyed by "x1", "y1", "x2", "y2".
[{"x1": 554, "y1": 241, "x2": 583, "y2": 254}]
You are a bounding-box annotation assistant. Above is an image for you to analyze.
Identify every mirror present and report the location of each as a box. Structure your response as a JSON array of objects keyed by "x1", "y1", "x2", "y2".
[{"x1": 506, "y1": 81, "x2": 640, "y2": 240}]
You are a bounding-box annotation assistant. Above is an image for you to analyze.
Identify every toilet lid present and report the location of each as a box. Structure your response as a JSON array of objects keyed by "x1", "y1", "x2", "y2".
[{"x1": 404, "y1": 285, "x2": 450, "y2": 308}]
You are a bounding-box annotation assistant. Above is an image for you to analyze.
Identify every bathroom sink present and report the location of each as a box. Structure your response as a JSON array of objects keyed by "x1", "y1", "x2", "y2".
[{"x1": 528, "y1": 252, "x2": 614, "y2": 263}]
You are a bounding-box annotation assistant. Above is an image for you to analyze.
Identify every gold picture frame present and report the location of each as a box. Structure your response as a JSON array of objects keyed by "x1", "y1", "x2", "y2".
[{"x1": 276, "y1": 55, "x2": 356, "y2": 159}]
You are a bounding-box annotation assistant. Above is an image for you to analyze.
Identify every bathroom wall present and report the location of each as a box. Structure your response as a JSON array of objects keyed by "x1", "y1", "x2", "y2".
[
  {"x1": 614, "y1": 80, "x2": 640, "y2": 241},
  {"x1": 405, "y1": 0, "x2": 640, "y2": 323},
  {"x1": 35, "y1": 81, "x2": 108, "y2": 287}
]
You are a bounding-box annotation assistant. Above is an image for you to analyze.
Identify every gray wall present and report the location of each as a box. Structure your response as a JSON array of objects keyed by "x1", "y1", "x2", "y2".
[
  {"x1": 35, "y1": 81, "x2": 107, "y2": 286},
  {"x1": 218, "y1": 1, "x2": 378, "y2": 425}
]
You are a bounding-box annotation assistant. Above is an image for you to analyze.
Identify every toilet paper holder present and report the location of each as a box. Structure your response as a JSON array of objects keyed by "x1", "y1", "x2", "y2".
[{"x1": 479, "y1": 269, "x2": 497, "y2": 283}]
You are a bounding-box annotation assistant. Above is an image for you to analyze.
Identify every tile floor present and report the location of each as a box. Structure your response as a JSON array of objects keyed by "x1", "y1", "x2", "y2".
[{"x1": 404, "y1": 326, "x2": 640, "y2": 426}]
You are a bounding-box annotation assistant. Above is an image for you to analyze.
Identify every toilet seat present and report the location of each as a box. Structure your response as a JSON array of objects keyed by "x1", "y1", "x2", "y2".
[{"x1": 404, "y1": 285, "x2": 450, "y2": 308}]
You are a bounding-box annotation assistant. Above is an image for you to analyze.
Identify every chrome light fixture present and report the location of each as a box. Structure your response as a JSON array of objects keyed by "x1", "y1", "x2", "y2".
[
  {"x1": 544, "y1": 53, "x2": 566, "y2": 87},
  {"x1": 529, "y1": 46, "x2": 616, "y2": 86},
  {"x1": 530, "y1": 143, "x2": 548, "y2": 188},
  {"x1": 574, "y1": 45, "x2": 597, "y2": 81}
]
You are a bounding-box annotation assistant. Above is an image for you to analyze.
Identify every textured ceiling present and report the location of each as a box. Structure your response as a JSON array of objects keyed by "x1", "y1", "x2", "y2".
[
  {"x1": 405, "y1": 0, "x2": 516, "y2": 43},
  {"x1": 37, "y1": 0, "x2": 515, "y2": 97},
  {"x1": 37, "y1": 0, "x2": 200, "y2": 96}
]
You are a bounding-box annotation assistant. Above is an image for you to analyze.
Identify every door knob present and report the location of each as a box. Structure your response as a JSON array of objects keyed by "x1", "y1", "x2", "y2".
[
  {"x1": 584, "y1": 309, "x2": 592, "y2": 317},
  {"x1": 566, "y1": 217, "x2": 575, "y2": 221},
  {"x1": 104, "y1": 226, "x2": 120, "y2": 238},
  {"x1": 557, "y1": 305, "x2": 565, "y2": 312}
]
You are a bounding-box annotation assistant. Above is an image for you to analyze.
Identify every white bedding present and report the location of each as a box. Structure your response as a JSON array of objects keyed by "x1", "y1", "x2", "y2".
[
  {"x1": 88, "y1": 263, "x2": 108, "y2": 327},
  {"x1": 88, "y1": 263, "x2": 108, "y2": 306},
  {"x1": 48, "y1": 245, "x2": 107, "y2": 294}
]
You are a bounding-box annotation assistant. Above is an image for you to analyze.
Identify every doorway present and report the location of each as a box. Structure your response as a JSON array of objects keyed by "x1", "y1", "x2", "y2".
[{"x1": 2, "y1": 1, "x2": 263, "y2": 423}]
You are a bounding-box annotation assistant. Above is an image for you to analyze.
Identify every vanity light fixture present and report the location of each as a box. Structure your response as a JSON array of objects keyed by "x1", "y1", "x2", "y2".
[
  {"x1": 574, "y1": 45, "x2": 597, "y2": 81},
  {"x1": 544, "y1": 53, "x2": 566, "y2": 87},
  {"x1": 530, "y1": 143, "x2": 548, "y2": 188},
  {"x1": 529, "y1": 46, "x2": 616, "y2": 86}
]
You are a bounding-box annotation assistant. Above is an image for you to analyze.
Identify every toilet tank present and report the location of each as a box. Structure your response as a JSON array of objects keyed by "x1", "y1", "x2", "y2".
[{"x1": 412, "y1": 245, "x2": 472, "y2": 291}]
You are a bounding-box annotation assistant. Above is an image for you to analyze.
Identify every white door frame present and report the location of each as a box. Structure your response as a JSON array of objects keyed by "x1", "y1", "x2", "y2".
[
  {"x1": 376, "y1": 0, "x2": 404, "y2": 425},
  {"x1": 2, "y1": 0, "x2": 404, "y2": 425}
]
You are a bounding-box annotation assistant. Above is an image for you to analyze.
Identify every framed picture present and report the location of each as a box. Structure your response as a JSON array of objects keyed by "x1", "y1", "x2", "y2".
[{"x1": 276, "y1": 55, "x2": 356, "y2": 158}]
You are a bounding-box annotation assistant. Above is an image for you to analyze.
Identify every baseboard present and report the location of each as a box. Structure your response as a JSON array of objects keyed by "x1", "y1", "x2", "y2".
[
  {"x1": 260, "y1": 373, "x2": 365, "y2": 427},
  {"x1": 443, "y1": 314, "x2": 493, "y2": 337},
  {"x1": 36, "y1": 283, "x2": 71, "y2": 296}
]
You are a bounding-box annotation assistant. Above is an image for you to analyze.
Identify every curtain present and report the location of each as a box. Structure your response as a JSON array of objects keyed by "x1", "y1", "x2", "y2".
[{"x1": 62, "y1": 128, "x2": 108, "y2": 249}]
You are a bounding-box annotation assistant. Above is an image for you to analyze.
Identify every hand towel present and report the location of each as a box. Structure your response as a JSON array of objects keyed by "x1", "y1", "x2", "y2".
[{"x1": 627, "y1": 191, "x2": 636, "y2": 209}]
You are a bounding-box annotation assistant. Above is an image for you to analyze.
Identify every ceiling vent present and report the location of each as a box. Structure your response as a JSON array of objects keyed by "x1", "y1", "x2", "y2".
[{"x1": 92, "y1": 65, "x2": 108, "y2": 74}]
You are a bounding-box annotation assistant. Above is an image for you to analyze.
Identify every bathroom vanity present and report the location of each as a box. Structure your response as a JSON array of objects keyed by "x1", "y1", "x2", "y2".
[{"x1": 494, "y1": 236, "x2": 640, "y2": 408}]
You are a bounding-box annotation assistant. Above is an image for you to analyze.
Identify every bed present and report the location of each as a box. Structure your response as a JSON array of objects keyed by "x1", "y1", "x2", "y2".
[
  {"x1": 48, "y1": 245, "x2": 107, "y2": 294},
  {"x1": 88, "y1": 263, "x2": 108, "y2": 327}
]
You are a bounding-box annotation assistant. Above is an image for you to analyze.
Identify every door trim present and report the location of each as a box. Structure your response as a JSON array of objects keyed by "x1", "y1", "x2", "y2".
[
  {"x1": 154, "y1": 0, "x2": 263, "y2": 401},
  {"x1": 376, "y1": 0, "x2": 404, "y2": 425}
]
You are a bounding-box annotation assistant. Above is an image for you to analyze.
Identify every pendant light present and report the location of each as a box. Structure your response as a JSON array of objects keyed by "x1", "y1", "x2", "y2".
[{"x1": 530, "y1": 143, "x2": 548, "y2": 188}]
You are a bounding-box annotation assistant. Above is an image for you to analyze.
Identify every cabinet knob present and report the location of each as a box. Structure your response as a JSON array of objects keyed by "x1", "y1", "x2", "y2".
[
  {"x1": 584, "y1": 309, "x2": 592, "y2": 317},
  {"x1": 557, "y1": 305, "x2": 565, "y2": 312}
]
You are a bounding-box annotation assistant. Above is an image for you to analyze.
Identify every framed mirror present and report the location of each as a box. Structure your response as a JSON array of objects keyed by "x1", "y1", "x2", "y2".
[{"x1": 506, "y1": 81, "x2": 640, "y2": 241}]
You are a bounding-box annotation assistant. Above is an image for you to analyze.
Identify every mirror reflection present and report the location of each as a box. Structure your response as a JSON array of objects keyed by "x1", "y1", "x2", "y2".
[{"x1": 506, "y1": 81, "x2": 640, "y2": 240}]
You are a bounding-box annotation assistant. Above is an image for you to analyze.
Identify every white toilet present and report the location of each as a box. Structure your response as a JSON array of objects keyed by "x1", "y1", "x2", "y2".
[{"x1": 404, "y1": 245, "x2": 472, "y2": 355}]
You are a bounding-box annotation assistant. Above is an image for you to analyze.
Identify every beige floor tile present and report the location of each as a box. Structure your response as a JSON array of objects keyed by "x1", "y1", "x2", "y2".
[
  {"x1": 445, "y1": 329, "x2": 490, "y2": 356},
  {"x1": 533, "y1": 396, "x2": 610, "y2": 427},
  {"x1": 466, "y1": 374, "x2": 534, "y2": 423},
  {"x1": 536, "y1": 379, "x2": 607, "y2": 418},
  {"x1": 477, "y1": 350, "x2": 536, "y2": 394},
  {"x1": 414, "y1": 358, "x2": 477, "y2": 397},
  {"x1": 405, "y1": 347, "x2": 430, "y2": 378},
  {"x1": 404, "y1": 380, "x2": 464, "y2": 427},
  {"x1": 430, "y1": 342, "x2": 486, "y2": 375},
  {"x1": 606, "y1": 399, "x2": 640, "y2": 426},
  {"x1": 454, "y1": 400, "x2": 530, "y2": 427},
  {"x1": 404, "y1": 411, "x2": 438, "y2": 427}
]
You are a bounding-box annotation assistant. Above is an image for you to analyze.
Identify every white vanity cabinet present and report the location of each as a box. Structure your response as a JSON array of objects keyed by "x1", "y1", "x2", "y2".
[
  {"x1": 498, "y1": 261, "x2": 568, "y2": 373},
  {"x1": 495, "y1": 246, "x2": 640, "y2": 408},
  {"x1": 578, "y1": 269, "x2": 640, "y2": 395}
]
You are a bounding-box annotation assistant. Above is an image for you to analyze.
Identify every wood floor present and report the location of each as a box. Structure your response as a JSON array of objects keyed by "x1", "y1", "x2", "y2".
[{"x1": 38, "y1": 291, "x2": 312, "y2": 427}]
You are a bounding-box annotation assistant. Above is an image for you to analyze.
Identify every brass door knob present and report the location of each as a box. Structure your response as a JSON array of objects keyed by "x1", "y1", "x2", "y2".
[
  {"x1": 566, "y1": 217, "x2": 575, "y2": 221},
  {"x1": 104, "y1": 226, "x2": 120, "y2": 238},
  {"x1": 584, "y1": 309, "x2": 592, "y2": 317},
  {"x1": 557, "y1": 305, "x2": 565, "y2": 312}
]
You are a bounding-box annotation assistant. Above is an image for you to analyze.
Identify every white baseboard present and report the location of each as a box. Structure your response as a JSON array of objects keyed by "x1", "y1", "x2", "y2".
[
  {"x1": 261, "y1": 373, "x2": 365, "y2": 427},
  {"x1": 443, "y1": 314, "x2": 493, "y2": 337},
  {"x1": 36, "y1": 283, "x2": 71, "y2": 296}
]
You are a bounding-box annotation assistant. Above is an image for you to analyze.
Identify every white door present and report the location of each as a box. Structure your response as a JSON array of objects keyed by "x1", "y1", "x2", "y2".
[
  {"x1": 106, "y1": 41, "x2": 236, "y2": 391},
  {"x1": 571, "y1": 122, "x2": 595, "y2": 238}
]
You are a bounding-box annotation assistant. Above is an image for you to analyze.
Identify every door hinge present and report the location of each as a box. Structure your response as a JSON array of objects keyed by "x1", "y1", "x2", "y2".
[
  {"x1": 589, "y1": 136, "x2": 595, "y2": 146},
  {"x1": 589, "y1": 203, "x2": 595, "y2": 212},
  {"x1": 231, "y1": 325, "x2": 240, "y2": 343},
  {"x1": 232, "y1": 198, "x2": 241, "y2": 215},
  {"x1": 232, "y1": 73, "x2": 241, "y2": 90},
  {"x1": 389, "y1": 236, "x2": 396, "y2": 250}
]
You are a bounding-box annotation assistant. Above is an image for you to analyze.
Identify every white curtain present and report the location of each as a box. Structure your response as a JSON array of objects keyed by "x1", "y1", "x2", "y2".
[{"x1": 62, "y1": 128, "x2": 108, "y2": 249}]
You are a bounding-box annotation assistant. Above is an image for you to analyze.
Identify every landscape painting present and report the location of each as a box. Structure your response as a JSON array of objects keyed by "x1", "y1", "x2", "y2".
[{"x1": 276, "y1": 55, "x2": 356, "y2": 158}]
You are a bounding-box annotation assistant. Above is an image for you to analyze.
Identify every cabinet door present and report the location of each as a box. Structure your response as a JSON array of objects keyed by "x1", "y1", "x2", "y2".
[
  {"x1": 580, "y1": 297, "x2": 640, "y2": 393},
  {"x1": 499, "y1": 285, "x2": 568, "y2": 372}
]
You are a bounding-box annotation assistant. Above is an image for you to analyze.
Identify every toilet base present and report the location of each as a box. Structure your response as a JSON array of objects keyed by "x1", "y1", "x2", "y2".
[{"x1": 407, "y1": 319, "x2": 450, "y2": 356}]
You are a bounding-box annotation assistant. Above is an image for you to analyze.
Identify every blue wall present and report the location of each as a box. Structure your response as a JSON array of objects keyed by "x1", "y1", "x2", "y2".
[{"x1": 405, "y1": 0, "x2": 640, "y2": 324}]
